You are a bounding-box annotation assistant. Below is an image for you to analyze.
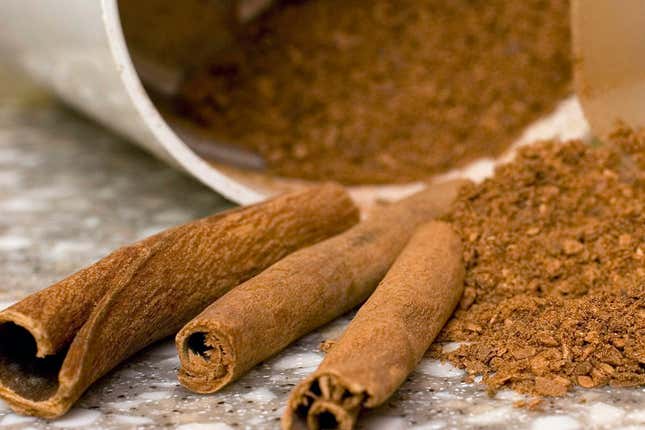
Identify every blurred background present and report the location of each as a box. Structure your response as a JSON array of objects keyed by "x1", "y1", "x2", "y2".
[{"x1": 0, "y1": 62, "x2": 228, "y2": 304}]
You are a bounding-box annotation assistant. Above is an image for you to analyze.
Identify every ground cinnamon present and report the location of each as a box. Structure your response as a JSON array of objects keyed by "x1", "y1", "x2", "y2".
[
  {"x1": 175, "y1": 180, "x2": 464, "y2": 394},
  {"x1": 283, "y1": 221, "x2": 464, "y2": 430},
  {"x1": 435, "y1": 125, "x2": 645, "y2": 397},
  {"x1": 177, "y1": 0, "x2": 572, "y2": 184},
  {"x1": 0, "y1": 184, "x2": 357, "y2": 418}
]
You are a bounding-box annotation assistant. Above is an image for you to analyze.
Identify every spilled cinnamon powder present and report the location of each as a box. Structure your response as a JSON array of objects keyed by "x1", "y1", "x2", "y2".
[
  {"x1": 178, "y1": 0, "x2": 572, "y2": 184},
  {"x1": 436, "y1": 125, "x2": 645, "y2": 397}
]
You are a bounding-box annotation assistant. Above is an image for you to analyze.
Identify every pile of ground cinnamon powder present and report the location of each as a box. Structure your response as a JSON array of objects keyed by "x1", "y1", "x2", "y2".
[
  {"x1": 178, "y1": 0, "x2": 571, "y2": 184},
  {"x1": 435, "y1": 125, "x2": 644, "y2": 397}
]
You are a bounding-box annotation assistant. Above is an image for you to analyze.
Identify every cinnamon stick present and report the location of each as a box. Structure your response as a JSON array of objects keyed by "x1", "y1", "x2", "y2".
[
  {"x1": 176, "y1": 180, "x2": 465, "y2": 394},
  {"x1": 0, "y1": 184, "x2": 358, "y2": 418},
  {"x1": 283, "y1": 221, "x2": 465, "y2": 430}
]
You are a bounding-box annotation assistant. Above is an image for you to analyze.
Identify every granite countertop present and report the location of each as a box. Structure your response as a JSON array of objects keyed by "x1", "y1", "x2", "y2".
[{"x1": 0, "y1": 67, "x2": 643, "y2": 430}]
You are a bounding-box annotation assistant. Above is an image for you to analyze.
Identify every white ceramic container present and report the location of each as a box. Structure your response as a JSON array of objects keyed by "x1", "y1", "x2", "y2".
[
  {"x1": 0, "y1": 0, "x2": 265, "y2": 204},
  {"x1": 1, "y1": 0, "x2": 640, "y2": 204}
]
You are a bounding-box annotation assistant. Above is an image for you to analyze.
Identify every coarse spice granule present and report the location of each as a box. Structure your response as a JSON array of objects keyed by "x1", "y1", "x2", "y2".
[
  {"x1": 177, "y1": 0, "x2": 572, "y2": 184},
  {"x1": 434, "y1": 125, "x2": 645, "y2": 397}
]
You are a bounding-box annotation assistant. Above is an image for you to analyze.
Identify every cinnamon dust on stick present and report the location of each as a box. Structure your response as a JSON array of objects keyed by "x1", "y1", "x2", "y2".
[
  {"x1": 176, "y1": 180, "x2": 465, "y2": 394},
  {"x1": 436, "y1": 125, "x2": 645, "y2": 397},
  {"x1": 283, "y1": 221, "x2": 464, "y2": 430},
  {"x1": 0, "y1": 185, "x2": 357, "y2": 418},
  {"x1": 178, "y1": 0, "x2": 572, "y2": 184}
]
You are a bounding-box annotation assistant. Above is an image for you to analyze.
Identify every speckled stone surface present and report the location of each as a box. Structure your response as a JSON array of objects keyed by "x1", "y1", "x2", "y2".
[{"x1": 0, "y1": 67, "x2": 643, "y2": 430}]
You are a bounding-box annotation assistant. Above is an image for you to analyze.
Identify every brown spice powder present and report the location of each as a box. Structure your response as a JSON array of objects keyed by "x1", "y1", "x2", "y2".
[
  {"x1": 435, "y1": 125, "x2": 645, "y2": 397},
  {"x1": 178, "y1": 0, "x2": 572, "y2": 184}
]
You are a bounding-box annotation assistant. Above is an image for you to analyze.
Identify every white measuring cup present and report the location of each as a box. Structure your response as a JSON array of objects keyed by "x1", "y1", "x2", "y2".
[{"x1": 0, "y1": 0, "x2": 640, "y2": 204}]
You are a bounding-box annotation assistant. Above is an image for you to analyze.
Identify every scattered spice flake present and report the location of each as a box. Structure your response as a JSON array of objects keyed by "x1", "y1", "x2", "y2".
[
  {"x1": 514, "y1": 397, "x2": 544, "y2": 411},
  {"x1": 437, "y1": 126, "x2": 645, "y2": 397}
]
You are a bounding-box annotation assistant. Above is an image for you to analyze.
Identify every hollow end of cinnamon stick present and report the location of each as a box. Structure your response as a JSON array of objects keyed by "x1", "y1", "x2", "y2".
[
  {"x1": 307, "y1": 400, "x2": 355, "y2": 430},
  {"x1": 176, "y1": 324, "x2": 236, "y2": 393},
  {"x1": 285, "y1": 374, "x2": 364, "y2": 430},
  {"x1": 0, "y1": 322, "x2": 65, "y2": 407}
]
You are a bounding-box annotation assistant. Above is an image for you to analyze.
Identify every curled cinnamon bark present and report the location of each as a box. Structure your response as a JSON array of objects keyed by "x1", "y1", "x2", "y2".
[
  {"x1": 283, "y1": 221, "x2": 465, "y2": 430},
  {"x1": 0, "y1": 184, "x2": 357, "y2": 418},
  {"x1": 176, "y1": 180, "x2": 465, "y2": 394}
]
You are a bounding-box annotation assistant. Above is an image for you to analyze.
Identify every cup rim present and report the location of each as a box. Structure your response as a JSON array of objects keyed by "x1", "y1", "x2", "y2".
[{"x1": 102, "y1": 0, "x2": 268, "y2": 205}]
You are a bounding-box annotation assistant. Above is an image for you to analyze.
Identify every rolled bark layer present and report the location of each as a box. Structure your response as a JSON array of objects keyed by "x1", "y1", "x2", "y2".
[
  {"x1": 176, "y1": 180, "x2": 465, "y2": 394},
  {"x1": 0, "y1": 184, "x2": 358, "y2": 418},
  {"x1": 283, "y1": 221, "x2": 465, "y2": 430}
]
